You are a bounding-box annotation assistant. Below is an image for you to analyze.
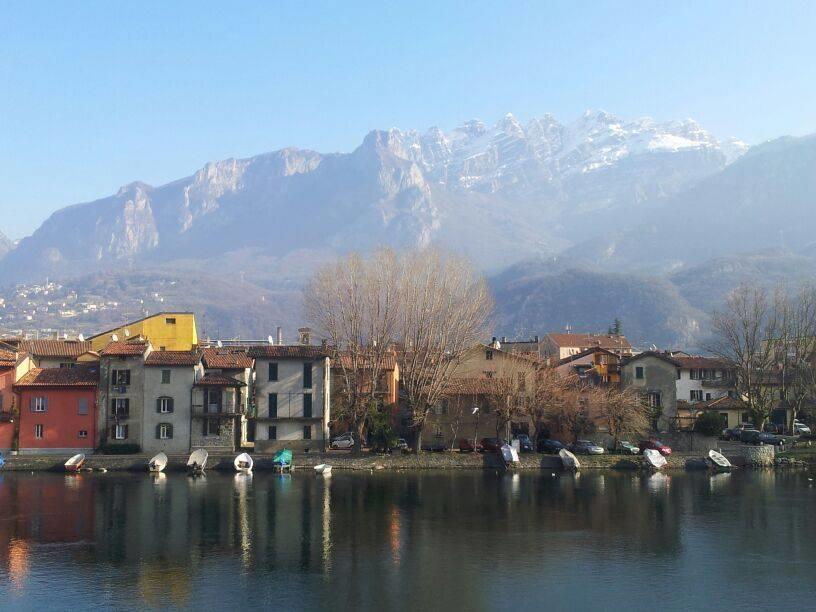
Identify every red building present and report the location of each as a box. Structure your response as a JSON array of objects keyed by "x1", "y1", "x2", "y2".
[{"x1": 13, "y1": 365, "x2": 99, "y2": 453}]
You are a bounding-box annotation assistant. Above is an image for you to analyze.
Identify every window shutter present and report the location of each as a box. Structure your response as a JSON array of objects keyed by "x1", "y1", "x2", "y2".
[
  {"x1": 111, "y1": 425, "x2": 116, "y2": 438},
  {"x1": 43, "y1": 397, "x2": 48, "y2": 411},
  {"x1": 156, "y1": 423, "x2": 162, "y2": 439},
  {"x1": 168, "y1": 398, "x2": 174, "y2": 413},
  {"x1": 111, "y1": 399, "x2": 116, "y2": 416},
  {"x1": 125, "y1": 370, "x2": 131, "y2": 385},
  {"x1": 123, "y1": 424, "x2": 129, "y2": 439},
  {"x1": 111, "y1": 369, "x2": 117, "y2": 384},
  {"x1": 30, "y1": 397, "x2": 35, "y2": 412},
  {"x1": 157, "y1": 398, "x2": 162, "y2": 413},
  {"x1": 203, "y1": 419, "x2": 208, "y2": 436},
  {"x1": 124, "y1": 399, "x2": 129, "y2": 416},
  {"x1": 168, "y1": 424, "x2": 173, "y2": 439}
]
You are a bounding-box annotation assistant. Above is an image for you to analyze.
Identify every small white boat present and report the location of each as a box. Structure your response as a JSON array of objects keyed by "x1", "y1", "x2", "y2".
[
  {"x1": 707, "y1": 449, "x2": 732, "y2": 471},
  {"x1": 510, "y1": 446, "x2": 520, "y2": 463},
  {"x1": 643, "y1": 448, "x2": 667, "y2": 471},
  {"x1": 187, "y1": 449, "x2": 208, "y2": 472},
  {"x1": 234, "y1": 452, "x2": 254, "y2": 473},
  {"x1": 314, "y1": 463, "x2": 332, "y2": 475},
  {"x1": 148, "y1": 452, "x2": 168, "y2": 473},
  {"x1": 65, "y1": 454, "x2": 85, "y2": 473},
  {"x1": 559, "y1": 448, "x2": 580, "y2": 470},
  {"x1": 500, "y1": 443, "x2": 517, "y2": 465}
]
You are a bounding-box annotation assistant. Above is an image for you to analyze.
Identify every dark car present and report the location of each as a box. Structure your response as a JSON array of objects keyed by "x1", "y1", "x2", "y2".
[
  {"x1": 758, "y1": 432, "x2": 785, "y2": 446},
  {"x1": 458, "y1": 438, "x2": 475, "y2": 452},
  {"x1": 537, "y1": 438, "x2": 566, "y2": 454},
  {"x1": 740, "y1": 429, "x2": 762, "y2": 444},
  {"x1": 763, "y1": 423, "x2": 783, "y2": 434},
  {"x1": 477, "y1": 437, "x2": 504, "y2": 452},
  {"x1": 514, "y1": 434, "x2": 534, "y2": 453},
  {"x1": 638, "y1": 440, "x2": 672, "y2": 456}
]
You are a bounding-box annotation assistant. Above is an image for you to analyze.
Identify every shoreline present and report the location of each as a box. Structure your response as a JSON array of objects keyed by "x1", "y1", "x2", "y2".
[{"x1": 1, "y1": 449, "x2": 808, "y2": 472}]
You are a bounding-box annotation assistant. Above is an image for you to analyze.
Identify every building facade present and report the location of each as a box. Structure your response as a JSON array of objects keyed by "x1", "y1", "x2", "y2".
[
  {"x1": 97, "y1": 341, "x2": 150, "y2": 449},
  {"x1": 542, "y1": 332, "x2": 633, "y2": 361},
  {"x1": 13, "y1": 365, "x2": 99, "y2": 454},
  {"x1": 248, "y1": 345, "x2": 330, "y2": 453},
  {"x1": 89, "y1": 312, "x2": 198, "y2": 352},
  {"x1": 621, "y1": 352, "x2": 680, "y2": 432}
]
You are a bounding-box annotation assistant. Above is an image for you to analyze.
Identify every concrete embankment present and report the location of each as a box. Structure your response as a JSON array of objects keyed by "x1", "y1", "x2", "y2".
[{"x1": 0, "y1": 446, "x2": 788, "y2": 472}]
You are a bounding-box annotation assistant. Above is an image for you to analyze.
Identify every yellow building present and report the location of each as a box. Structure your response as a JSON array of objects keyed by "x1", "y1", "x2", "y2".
[{"x1": 89, "y1": 312, "x2": 198, "y2": 352}]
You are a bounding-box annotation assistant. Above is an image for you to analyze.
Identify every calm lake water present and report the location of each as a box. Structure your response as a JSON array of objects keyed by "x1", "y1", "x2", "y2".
[{"x1": 0, "y1": 469, "x2": 814, "y2": 611}]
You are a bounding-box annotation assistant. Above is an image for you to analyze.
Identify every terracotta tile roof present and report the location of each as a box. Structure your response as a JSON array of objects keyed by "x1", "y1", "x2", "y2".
[
  {"x1": 100, "y1": 341, "x2": 149, "y2": 357},
  {"x1": 25, "y1": 339, "x2": 92, "y2": 358},
  {"x1": 247, "y1": 345, "x2": 328, "y2": 360},
  {"x1": 14, "y1": 365, "x2": 99, "y2": 388},
  {"x1": 441, "y1": 377, "x2": 511, "y2": 395},
  {"x1": 194, "y1": 373, "x2": 246, "y2": 387},
  {"x1": 145, "y1": 350, "x2": 201, "y2": 367},
  {"x1": 546, "y1": 333, "x2": 632, "y2": 351},
  {"x1": 671, "y1": 355, "x2": 733, "y2": 370},
  {"x1": 201, "y1": 348, "x2": 253, "y2": 369},
  {"x1": 0, "y1": 348, "x2": 17, "y2": 367}
]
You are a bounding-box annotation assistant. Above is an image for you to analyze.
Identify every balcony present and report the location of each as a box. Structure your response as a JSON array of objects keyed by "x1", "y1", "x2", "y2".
[{"x1": 702, "y1": 379, "x2": 734, "y2": 388}]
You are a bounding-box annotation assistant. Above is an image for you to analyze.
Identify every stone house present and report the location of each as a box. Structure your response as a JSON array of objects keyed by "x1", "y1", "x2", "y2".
[
  {"x1": 621, "y1": 352, "x2": 680, "y2": 432},
  {"x1": 247, "y1": 344, "x2": 331, "y2": 453},
  {"x1": 98, "y1": 340, "x2": 151, "y2": 449}
]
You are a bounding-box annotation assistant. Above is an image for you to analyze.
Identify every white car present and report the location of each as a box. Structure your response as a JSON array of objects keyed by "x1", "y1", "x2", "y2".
[
  {"x1": 794, "y1": 421, "x2": 811, "y2": 435},
  {"x1": 330, "y1": 433, "x2": 355, "y2": 450}
]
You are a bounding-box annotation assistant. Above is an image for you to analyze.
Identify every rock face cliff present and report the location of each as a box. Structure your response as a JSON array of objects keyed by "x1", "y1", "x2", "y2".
[{"x1": 0, "y1": 111, "x2": 744, "y2": 283}]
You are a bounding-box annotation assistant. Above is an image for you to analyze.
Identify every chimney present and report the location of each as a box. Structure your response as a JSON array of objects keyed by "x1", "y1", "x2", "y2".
[
  {"x1": 276, "y1": 327, "x2": 283, "y2": 345},
  {"x1": 501, "y1": 336, "x2": 507, "y2": 343},
  {"x1": 298, "y1": 327, "x2": 312, "y2": 345},
  {"x1": 534, "y1": 335, "x2": 539, "y2": 343}
]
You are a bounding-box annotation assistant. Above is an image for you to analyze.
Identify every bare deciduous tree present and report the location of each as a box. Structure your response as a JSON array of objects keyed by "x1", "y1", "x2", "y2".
[
  {"x1": 546, "y1": 384, "x2": 594, "y2": 443},
  {"x1": 524, "y1": 364, "x2": 568, "y2": 443},
  {"x1": 396, "y1": 249, "x2": 493, "y2": 452},
  {"x1": 304, "y1": 248, "x2": 401, "y2": 452},
  {"x1": 591, "y1": 386, "x2": 651, "y2": 449},
  {"x1": 710, "y1": 285, "x2": 778, "y2": 428}
]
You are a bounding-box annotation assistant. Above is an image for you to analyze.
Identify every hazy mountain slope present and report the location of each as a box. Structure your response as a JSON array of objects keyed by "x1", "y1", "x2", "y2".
[
  {"x1": 491, "y1": 266, "x2": 707, "y2": 349},
  {"x1": 0, "y1": 111, "x2": 741, "y2": 284}
]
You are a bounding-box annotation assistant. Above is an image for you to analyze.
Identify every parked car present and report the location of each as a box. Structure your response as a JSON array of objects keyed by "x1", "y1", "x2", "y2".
[
  {"x1": 763, "y1": 423, "x2": 783, "y2": 434},
  {"x1": 477, "y1": 438, "x2": 505, "y2": 452},
  {"x1": 570, "y1": 440, "x2": 605, "y2": 455},
  {"x1": 330, "y1": 432, "x2": 355, "y2": 450},
  {"x1": 394, "y1": 438, "x2": 409, "y2": 451},
  {"x1": 615, "y1": 441, "x2": 640, "y2": 455},
  {"x1": 758, "y1": 432, "x2": 785, "y2": 446},
  {"x1": 537, "y1": 438, "x2": 566, "y2": 454},
  {"x1": 514, "y1": 434, "x2": 534, "y2": 453},
  {"x1": 458, "y1": 438, "x2": 476, "y2": 452},
  {"x1": 721, "y1": 423, "x2": 755, "y2": 441},
  {"x1": 638, "y1": 440, "x2": 672, "y2": 456},
  {"x1": 794, "y1": 421, "x2": 812, "y2": 435},
  {"x1": 740, "y1": 429, "x2": 762, "y2": 444}
]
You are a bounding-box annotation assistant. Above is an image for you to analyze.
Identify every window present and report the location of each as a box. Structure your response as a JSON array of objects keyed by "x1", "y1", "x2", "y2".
[
  {"x1": 268, "y1": 362, "x2": 278, "y2": 381},
  {"x1": 78, "y1": 398, "x2": 89, "y2": 415},
  {"x1": 113, "y1": 424, "x2": 128, "y2": 440},
  {"x1": 635, "y1": 366, "x2": 644, "y2": 380},
  {"x1": 303, "y1": 363, "x2": 313, "y2": 389},
  {"x1": 111, "y1": 369, "x2": 131, "y2": 386},
  {"x1": 161, "y1": 369, "x2": 171, "y2": 384},
  {"x1": 205, "y1": 418, "x2": 220, "y2": 436},
  {"x1": 690, "y1": 369, "x2": 698, "y2": 380},
  {"x1": 268, "y1": 393, "x2": 278, "y2": 418},
  {"x1": 268, "y1": 425, "x2": 277, "y2": 440},
  {"x1": 165, "y1": 317, "x2": 176, "y2": 325},
  {"x1": 303, "y1": 425, "x2": 312, "y2": 440},
  {"x1": 690, "y1": 390, "x2": 703, "y2": 401},
  {"x1": 706, "y1": 393, "x2": 712, "y2": 401},
  {"x1": 32, "y1": 397, "x2": 47, "y2": 412},
  {"x1": 303, "y1": 393, "x2": 313, "y2": 418},
  {"x1": 157, "y1": 423, "x2": 173, "y2": 439},
  {"x1": 78, "y1": 430, "x2": 88, "y2": 439},
  {"x1": 647, "y1": 392, "x2": 661, "y2": 408},
  {"x1": 157, "y1": 397, "x2": 174, "y2": 414},
  {"x1": 483, "y1": 371, "x2": 495, "y2": 379},
  {"x1": 159, "y1": 346, "x2": 166, "y2": 352},
  {"x1": 485, "y1": 350, "x2": 493, "y2": 360},
  {"x1": 59, "y1": 362, "x2": 76, "y2": 369},
  {"x1": 34, "y1": 424, "x2": 44, "y2": 439},
  {"x1": 111, "y1": 398, "x2": 130, "y2": 417}
]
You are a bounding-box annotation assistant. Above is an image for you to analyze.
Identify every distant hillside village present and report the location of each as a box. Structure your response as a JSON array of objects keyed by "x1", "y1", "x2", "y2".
[{"x1": 0, "y1": 311, "x2": 800, "y2": 456}]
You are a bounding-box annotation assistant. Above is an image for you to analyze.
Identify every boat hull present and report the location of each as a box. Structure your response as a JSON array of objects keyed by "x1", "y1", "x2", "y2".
[
  {"x1": 559, "y1": 449, "x2": 580, "y2": 470},
  {"x1": 642, "y1": 449, "x2": 667, "y2": 471},
  {"x1": 707, "y1": 449, "x2": 732, "y2": 471},
  {"x1": 234, "y1": 453, "x2": 254, "y2": 473}
]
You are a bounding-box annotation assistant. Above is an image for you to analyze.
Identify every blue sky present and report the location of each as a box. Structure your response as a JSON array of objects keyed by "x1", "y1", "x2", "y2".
[{"x1": 1, "y1": 1, "x2": 815, "y2": 238}]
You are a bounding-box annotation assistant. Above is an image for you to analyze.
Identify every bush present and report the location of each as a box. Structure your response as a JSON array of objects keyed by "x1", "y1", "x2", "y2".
[
  {"x1": 694, "y1": 412, "x2": 724, "y2": 437},
  {"x1": 98, "y1": 444, "x2": 142, "y2": 455}
]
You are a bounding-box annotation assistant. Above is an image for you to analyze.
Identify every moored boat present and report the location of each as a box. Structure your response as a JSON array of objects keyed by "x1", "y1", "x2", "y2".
[
  {"x1": 707, "y1": 449, "x2": 732, "y2": 471},
  {"x1": 643, "y1": 448, "x2": 667, "y2": 471},
  {"x1": 314, "y1": 463, "x2": 332, "y2": 475},
  {"x1": 500, "y1": 443, "x2": 515, "y2": 465},
  {"x1": 148, "y1": 452, "x2": 168, "y2": 473},
  {"x1": 65, "y1": 453, "x2": 85, "y2": 473},
  {"x1": 234, "y1": 452, "x2": 254, "y2": 473},
  {"x1": 559, "y1": 448, "x2": 580, "y2": 470},
  {"x1": 273, "y1": 448, "x2": 292, "y2": 470},
  {"x1": 187, "y1": 449, "x2": 208, "y2": 473}
]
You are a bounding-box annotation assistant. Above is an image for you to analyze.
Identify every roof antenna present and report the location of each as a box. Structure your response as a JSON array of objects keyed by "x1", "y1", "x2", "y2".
[
  {"x1": 111, "y1": 333, "x2": 119, "y2": 342},
  {"x1": 217, "y1": 340, "x2": 223, "y2": 348},
  {"x1": 78, "y1": 333, "x2": 85, "y2": 342}
]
